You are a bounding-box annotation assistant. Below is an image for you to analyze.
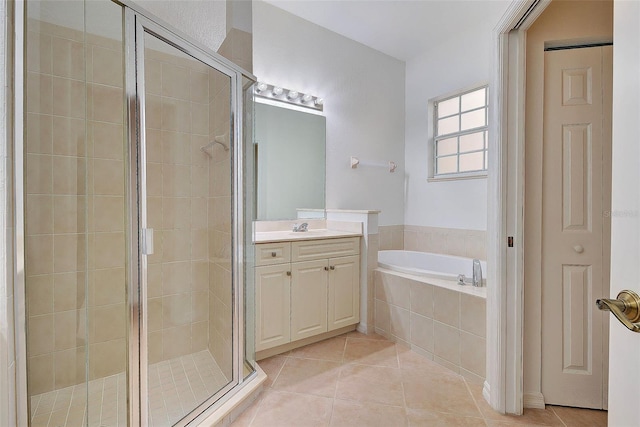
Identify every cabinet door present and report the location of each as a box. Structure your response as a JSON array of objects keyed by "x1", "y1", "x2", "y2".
[
  {"x1": 291, "y1": 259, "x2": 328, "y2": 341},
  {"x1": 256, "y1": 264, "x2": 291, "y2": 351},
  {"x1": 328, "y1": 255, "x2": 360, "y2": 331}
]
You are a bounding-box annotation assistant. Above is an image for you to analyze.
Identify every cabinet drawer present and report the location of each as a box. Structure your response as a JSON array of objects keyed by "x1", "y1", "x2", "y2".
[
  {"x1": 291, "y1": 237, "x2": 360, "y2": 262},
  {"x1": 255, "y1": 242, "x2": 291, "y2": 266}
]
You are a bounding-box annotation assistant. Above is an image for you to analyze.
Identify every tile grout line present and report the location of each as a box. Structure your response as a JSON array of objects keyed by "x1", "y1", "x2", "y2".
[
  {"x1": 396, "y1": 342, "x2": 411, "y2": 425},
  {"x1": 267, "y1": 354, "x2": 288, "y2": 389},
  {"x1": 180, "y1": 354, "x2": 198, "y2": 409},
  {"x1": 327, "y1": 338, "x2": 348, "y2": 427},
  {"x1": 548, "y1": 405, "x2": 569, "y2": 427},
  {"x1": 242, "y1": 388, "x2": 266, "y2": 427},
  {"x1": 62, "y1": 387, "x2": 73, "y2": 427},
  {"x1": 462, "y1": 378, "x2": 490, "y2": 426},
  {"x1": 45, "y1": 390, "x2": 57, "y2": 427}
]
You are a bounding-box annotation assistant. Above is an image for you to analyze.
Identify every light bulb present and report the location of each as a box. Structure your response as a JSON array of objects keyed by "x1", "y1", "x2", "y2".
[
  {"x1": 287, "y1": 90, "x2": 299, "y2": 100},
  {"x1": 256, "y1": 82, "x2": 268, "y2": 93},
  {"x1": 272, "y1": 86, "x2": 283, "y2": 97},
  {"x1": 314, "y1": 98, "x2": 324, "y2": 106},
  {"x1": 302, "y1": 94, "x2": 313, "y2": 103}
]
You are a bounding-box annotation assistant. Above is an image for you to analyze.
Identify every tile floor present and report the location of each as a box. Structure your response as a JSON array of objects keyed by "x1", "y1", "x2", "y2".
[
  {"x1": 30, "y1": 349, "x2": 228, "y2": 427},
  {"x1": 232, "y1": 332, "x2": 607, "y2": 427}
]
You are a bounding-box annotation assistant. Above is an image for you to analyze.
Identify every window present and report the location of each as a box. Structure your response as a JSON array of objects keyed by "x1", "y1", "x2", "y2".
[{"x1": 432, "y1": 86, "x2": 488, "y2": 178}]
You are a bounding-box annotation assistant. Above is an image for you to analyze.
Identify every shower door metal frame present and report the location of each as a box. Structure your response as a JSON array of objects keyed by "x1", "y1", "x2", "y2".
[
  {"x1": 124, "y1": 3, "x2": 257, "y2": 426},
  {"x1": 13, "y1": 0, "x2": 28, "y2": 425}
]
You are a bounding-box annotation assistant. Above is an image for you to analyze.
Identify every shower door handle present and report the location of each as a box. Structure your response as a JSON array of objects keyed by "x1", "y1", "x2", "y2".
[{"x1": 142, "y1": 228, "x2": 154, "y2": 255}]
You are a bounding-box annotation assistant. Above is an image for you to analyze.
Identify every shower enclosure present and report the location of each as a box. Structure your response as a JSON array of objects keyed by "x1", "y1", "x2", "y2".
[{"x1": 19, "y1": 0, "x2": 256, "y2": 425}]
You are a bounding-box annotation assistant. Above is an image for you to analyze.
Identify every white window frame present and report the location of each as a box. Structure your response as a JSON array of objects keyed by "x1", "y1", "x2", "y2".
[{"x1": 428, "y1": 84, "x2": 489, "y2": 181}]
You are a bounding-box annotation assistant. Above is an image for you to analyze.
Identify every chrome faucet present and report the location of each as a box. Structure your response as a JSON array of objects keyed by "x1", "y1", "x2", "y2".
[
  {"x1": 472, "y1": 259, "x2": 483, "y2": 287},
  {"x1": 292, "y1": 222, "x2": 309, "y2": 232}
]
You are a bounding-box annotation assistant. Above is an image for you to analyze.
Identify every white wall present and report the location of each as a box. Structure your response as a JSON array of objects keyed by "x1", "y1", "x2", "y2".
[
  {"x1": 252, "y1": 1, "x2": 406, "y2": 226},
  {"x1": 135, "y1": 0, "x2": 227, "y2": 52},
  {"x1": 404, "y1": 28, "x2": 494, "y2": 231},
  {"x1": 608, "y1": 1, "x2": 640, "y2": 424}
]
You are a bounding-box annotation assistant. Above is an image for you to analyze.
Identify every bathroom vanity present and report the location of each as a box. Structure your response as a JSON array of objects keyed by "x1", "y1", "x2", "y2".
[{"x1": 254, "y1": 228, "x2": 362, "y2": 359}]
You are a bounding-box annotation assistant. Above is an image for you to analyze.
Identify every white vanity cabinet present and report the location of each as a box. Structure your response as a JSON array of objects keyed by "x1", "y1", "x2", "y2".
[{"x1": 255, "y1": 237, "x2": 360, "y2": 353}]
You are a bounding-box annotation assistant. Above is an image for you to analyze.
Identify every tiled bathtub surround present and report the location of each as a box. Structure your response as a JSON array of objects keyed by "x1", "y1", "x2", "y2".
[
  {"x1": 378, "y1": 225, "x2": 404, "y2": 251},
  {"x1": 374, "y1": 269, "x2": 487, "y2": 383},
  {"x1": 403, "y1": 225, "x2": 487, "y2": 260}
]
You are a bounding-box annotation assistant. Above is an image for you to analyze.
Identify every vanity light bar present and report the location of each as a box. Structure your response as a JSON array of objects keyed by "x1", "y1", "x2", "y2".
[{"x1": 254, "y1": 82, "x2": 324, "y2": 112}]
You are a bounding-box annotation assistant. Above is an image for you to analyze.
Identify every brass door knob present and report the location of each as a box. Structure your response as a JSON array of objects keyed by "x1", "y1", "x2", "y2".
[{"x1": 596, "y1": 290, "x2": 640, "y2": 332}]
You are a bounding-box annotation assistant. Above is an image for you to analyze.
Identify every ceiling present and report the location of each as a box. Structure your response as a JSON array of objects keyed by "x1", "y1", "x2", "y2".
[{"x1": 262, "y1": 0, "x2": 513, "y2": 62}]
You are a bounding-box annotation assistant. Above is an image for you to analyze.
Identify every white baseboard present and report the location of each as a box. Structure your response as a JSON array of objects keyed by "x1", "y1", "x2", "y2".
[
  {"x1": 356, "y1": 323, "x2": 368, "y2": 334},
  {"x1": 483, "y1": 381, "x2": 491, "y2": 405},
  {"x1": 523, "y1": 392, "x2": 545, "y2": 409}
]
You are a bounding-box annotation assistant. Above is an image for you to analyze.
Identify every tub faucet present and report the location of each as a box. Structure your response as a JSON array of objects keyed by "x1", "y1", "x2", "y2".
[
  {"x1": 292, "y1": 222, "x2": 309, "y2": 232},
  {"x1": 472, "y1": 259, "x2": 483, "y2": 287}
]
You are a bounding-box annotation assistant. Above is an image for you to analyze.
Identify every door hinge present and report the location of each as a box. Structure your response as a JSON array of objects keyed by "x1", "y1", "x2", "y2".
[{"x1": 508, "y1": 236, "x2": 514, "y2": 248}]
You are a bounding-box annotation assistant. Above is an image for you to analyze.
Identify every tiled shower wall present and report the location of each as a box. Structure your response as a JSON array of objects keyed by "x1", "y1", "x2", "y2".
[
  {"x1": 379, "y1": 225, "x2": 487, "y2": 260},
  {"x1": 207, "y1": 30, "x2": 252, "y2": 375},
  {"x1": 25, "y1": 20, "x2": 126, "y2": 395},
  {"x1": 206, "y1": 58, "x2": 233, "y2": 378},
  {"x1": 24, "y1": 20, "x2": 247, "y2": 396}
]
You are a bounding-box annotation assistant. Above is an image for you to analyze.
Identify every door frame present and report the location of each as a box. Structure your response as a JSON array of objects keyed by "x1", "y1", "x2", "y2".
[
  {"x1": 488, "y1": 0, "x2": 615, "y2": 415},
  {"x1": 486, "y1": 0, "x2": 551, "y2": 415}
]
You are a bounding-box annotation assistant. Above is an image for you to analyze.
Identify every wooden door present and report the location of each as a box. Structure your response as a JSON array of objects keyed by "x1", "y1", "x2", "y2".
[{"x1": 541, "y1": 45, "x2": 612, "y2": 408}]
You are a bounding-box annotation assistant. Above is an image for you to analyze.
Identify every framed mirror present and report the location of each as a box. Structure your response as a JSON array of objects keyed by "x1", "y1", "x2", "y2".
[{"x1": 255, "y1": 101, "x2": 326, "y2": 220}]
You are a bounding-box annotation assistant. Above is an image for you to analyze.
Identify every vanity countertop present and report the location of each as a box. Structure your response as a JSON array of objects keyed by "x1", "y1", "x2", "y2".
[{"x1": 254, "y1": 229, "x2": 362, "y2": 243}]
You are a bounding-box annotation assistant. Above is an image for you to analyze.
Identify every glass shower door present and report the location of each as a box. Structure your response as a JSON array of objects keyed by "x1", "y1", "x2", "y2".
[{"x1": 138, "y1": 23, "x2": 237, "y2": 427}]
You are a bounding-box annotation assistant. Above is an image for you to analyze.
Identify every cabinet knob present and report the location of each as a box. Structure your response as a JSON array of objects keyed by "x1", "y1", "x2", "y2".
[
  {"x1": 286, "y1": 271, "x2": 291, "y2": 276},
  {"x1": 324, "y1": 266, "x2": 329, "y2": 271},
  {"x1": 330, "y1": 266, "x2": 335, "y2": 270},
  {"x1": 271, "y1": 252, "x2": 277, "y2": 257}
]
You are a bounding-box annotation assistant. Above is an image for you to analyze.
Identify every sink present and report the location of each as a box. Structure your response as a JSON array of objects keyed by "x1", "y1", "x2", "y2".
[
  {"x1": 253, "y1": 229, "x2": 361, "y2": 243},
  {"x1": 289, "y1": 229, "x2": 326, "y2": 235}
]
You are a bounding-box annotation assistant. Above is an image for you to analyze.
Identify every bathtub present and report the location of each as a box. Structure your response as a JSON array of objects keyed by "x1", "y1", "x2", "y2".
[
  {"x1": 378, "y1": 250, "x2": 487, "y2": 286},
  {"x1": 374, "y1": 250, "x2": 487, "y2": 381}
]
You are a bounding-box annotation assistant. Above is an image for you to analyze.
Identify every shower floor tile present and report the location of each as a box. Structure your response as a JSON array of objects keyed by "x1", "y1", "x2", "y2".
[{"x1": 30, "y1": 349, "x2": 228, "y2": 427}]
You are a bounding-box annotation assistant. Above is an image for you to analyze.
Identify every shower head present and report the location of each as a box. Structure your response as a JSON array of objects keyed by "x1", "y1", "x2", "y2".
[{"x1": 200, "y1": 134, "x2": 229, "y2": 157}]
